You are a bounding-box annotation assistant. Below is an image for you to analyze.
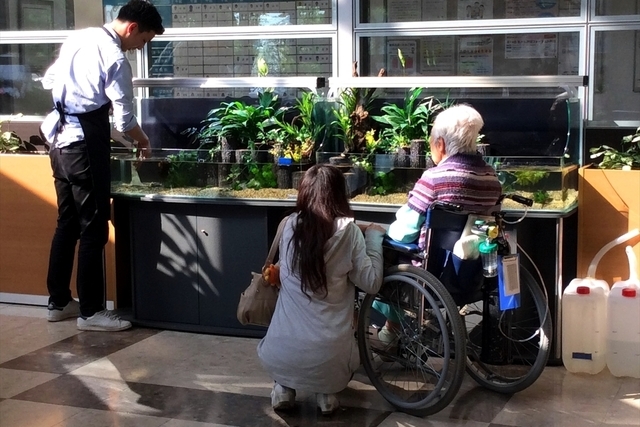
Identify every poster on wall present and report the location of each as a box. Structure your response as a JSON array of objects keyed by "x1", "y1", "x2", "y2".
[
  {"x1": 419, "y1": 36, "x2": 455, "y2": 75},
  {"x1": 422, "y1": 0, "x2": 448, "y2": 20},
  {"x1": 458, "y1": 36, "x2": 493, "y2": 75},
  {"x1": 558, "y1": 0, "x2": 581, "y2": 16},
  {"x1": 104, "y1": 0, "x2": 172, "y2": 25},
  {"x1": 457, "y1": 0, "x2": 493, "y2": 19},
  {"x1": 505, "y1": 34, "x2": 557, "y2": 59},
  {"x1": 557, "y1": 32, "x2": 579, "y2": 75},
  {"x1": 387, "y1": 40, "x2": 418, "y2": 75},
  {"x1": 388, "y1": 0, "x2": 423, "y2": 21},
  {"x1": 505, "y1": 0, "x2": 558, "y2": 18}
]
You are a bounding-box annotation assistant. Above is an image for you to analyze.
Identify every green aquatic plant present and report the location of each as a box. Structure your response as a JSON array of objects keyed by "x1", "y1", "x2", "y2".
[
  {"x1": 369, "y1": 171, "x2": 397, "y2": 195},
  {"x1": 511, "y1": 170, "x2": 550, "y2": 188},
  {"x1": 227, "y1": 160, "x2": 277, "y2": 190},
  {"x1": 246, "y1": 163, "x2": 277, "y2": 190},
  {"x1": 165, "y1": 150, "x2": 199, "y2": 188},
  {"x1": 533, "y1": 190, "x2": 552, "y2": 206}
]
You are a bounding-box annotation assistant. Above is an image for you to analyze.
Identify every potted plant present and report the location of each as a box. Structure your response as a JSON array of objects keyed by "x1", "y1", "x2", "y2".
[
  {"x1": 273, "y1": 92, "x2": 324, "y2": 162},
  {"x1": 0, "y1": 114, "x2": 27, "y2": 153},
  {"x1": 577, "y1": 126, "x2": 640, "y2": 284},
  {"x1": 182, "y1": 89, "x2": 285, "y2": 187},
  {"x1": 330, "y1": 85, "x2": 379, "y2": 157},
  {"x1": 589, "y1": 126, "x2": 640, "y2": 170},
  {"x1": 208, "y1": 90, "x2": 284, "y2": 161},
  {"x1": 372, "y1": 87, "x2": 449, "y2": 168}
]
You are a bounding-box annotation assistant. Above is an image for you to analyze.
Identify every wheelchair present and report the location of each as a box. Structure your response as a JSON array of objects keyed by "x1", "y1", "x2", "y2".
[{"x1": 356, "y1": 195, "x2": 552, "y2": 417}]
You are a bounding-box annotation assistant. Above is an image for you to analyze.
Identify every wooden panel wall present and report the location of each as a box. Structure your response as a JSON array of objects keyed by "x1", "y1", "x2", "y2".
[{"x1": 0, "y1": 154, "x2": 116, "y2": 303}]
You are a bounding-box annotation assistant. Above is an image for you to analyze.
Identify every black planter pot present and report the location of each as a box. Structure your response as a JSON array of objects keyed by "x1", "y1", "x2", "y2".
[
  {"x1": 410, "y1": 139, "x2": 426, "y2": 169},
  {"x1": 393, "y1": 146, "x2": 411, "y2": 168}
]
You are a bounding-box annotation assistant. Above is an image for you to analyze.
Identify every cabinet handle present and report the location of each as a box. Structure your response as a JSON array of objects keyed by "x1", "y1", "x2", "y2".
[{"x1": 200, "y1": 230, "x2": 209, "y2": 236}]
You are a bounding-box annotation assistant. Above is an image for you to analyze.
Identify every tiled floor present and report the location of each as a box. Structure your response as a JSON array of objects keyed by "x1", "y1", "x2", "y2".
[{"x1": 0, "y1": 303, "x2": 638, "y2": 427}]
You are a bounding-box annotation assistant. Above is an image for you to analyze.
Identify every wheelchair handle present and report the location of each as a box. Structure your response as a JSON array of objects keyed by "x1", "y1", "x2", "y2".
[{"x1": 430, "y1": 201, "x2": 463, "y2": 212}]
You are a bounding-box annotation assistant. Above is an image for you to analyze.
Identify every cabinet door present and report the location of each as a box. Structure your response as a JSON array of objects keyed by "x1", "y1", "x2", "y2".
[
  {"x1": 196, "y1": 205, "x2": 268, "y2": 331},
  {"x1": 131, "y1": 203, "x2": 200, "y2": 324}
]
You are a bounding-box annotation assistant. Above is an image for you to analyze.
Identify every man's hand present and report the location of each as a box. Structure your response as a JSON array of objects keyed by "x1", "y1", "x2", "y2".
[
  {"x1": 124, "y1": 124, "x2": 151, "y2": 159},
  {"x1": 136, "y1": 138, "x2": 150, "y2": 159}
]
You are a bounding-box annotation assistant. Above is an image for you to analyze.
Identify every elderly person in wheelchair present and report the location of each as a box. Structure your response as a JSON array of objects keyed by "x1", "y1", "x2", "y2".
[
  {"x1": 358, "y1": 105, "x2": 550, "y2": 417},
  {"x1": 376, "y1": 104, "x2": 502, "y2": 347}
]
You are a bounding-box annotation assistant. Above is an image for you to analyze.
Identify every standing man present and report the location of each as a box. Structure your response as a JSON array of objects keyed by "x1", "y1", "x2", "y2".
[{"x1": 41, "y1": 0, "x2": 164, "y2": 331}]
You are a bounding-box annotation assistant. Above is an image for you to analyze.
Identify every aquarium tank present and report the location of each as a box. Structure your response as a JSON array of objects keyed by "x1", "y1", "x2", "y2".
[{"x1": 111, "y1": 77, "x2": 583, "y2": 213}]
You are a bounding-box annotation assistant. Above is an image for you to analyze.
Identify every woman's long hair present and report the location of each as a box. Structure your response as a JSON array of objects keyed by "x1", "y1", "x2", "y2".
[{"x1": 290, "y1": 164, "x2": 353, "y2": 297}]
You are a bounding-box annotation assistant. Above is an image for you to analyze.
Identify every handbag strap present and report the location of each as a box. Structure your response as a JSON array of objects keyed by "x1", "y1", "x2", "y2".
[{"x1": 262, "y1": 215, "x2": 290, "y2": 270}]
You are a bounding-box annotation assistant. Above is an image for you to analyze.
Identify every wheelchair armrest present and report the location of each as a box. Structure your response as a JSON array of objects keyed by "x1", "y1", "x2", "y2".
[{"x1": 383, "y1": 236, "x2": 422, "y2": 254}]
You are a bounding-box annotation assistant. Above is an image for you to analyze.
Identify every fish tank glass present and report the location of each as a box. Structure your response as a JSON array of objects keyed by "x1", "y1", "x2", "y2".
[{"x1": 111, "y1": 77, "x2": 583, "y2": 213}]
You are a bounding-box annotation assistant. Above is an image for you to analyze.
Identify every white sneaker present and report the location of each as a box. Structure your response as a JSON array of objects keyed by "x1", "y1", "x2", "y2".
[
  {"x1": 271, "y1": 383, "x2": 295, "y2": 410},
  {"x1": 378, "y1": 325, "x2": 399, "y2": 345},
  {"x1": 316, "y1": 393, "x2": 339, "y2": 415},
  {"x1": 372, "y1": 325, "x2": 399, "y2": 362},
  {"x1": 47, "y1": 299, "x2": 80, "y2": 322},
  {"x1": 77, "y1": 310, "x2": 132, "y2": 331}
]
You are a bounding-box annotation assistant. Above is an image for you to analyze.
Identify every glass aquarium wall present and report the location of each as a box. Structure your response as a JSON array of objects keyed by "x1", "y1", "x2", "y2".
[{"x1": 112, "y1": 76, "x2": 583, "y2": 213}]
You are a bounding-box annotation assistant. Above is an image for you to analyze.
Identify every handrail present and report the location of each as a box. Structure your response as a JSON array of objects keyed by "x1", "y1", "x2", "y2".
[
  {"x1": 327, "y1": 75, "x2": 587, "y2": 89},
  {"x1": 132, "y1": 76, "x2": 326, "y2": 90}
]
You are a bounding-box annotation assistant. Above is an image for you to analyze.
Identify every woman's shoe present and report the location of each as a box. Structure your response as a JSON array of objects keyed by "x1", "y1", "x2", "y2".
[
  {"x1": 316, "y1": 393, "x2": 339, "y2": 415},
  {"x1": 271, "y1": 383, "x2": 295, "y2": 410}
]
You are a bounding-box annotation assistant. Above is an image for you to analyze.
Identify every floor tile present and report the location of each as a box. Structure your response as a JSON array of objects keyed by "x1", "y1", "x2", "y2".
[
  {"x1": 12, "y1": 374, "x2": 128, "y2": 411},
  {"x1": 50, "y1": 408, "x2": 171, "y2": 427},
  {"x1": 11, "y1": 373, "x2": 391, "y2": 426},
  {"x1": 0, "y1": 303, "x2": 47, "y2": 318},
  {"x1": 1, "y1": 303, "x2": 634, "y2": 427},
  {"x1": 70, "y1": 331, "x2": 273, "y2": 396},
  {"x1": 0, "y1": 327, "x2": 159, "y2": 374},
  {"x1": 0, "y1": 399, "x2": 83, "y2": 427},
  {"x1": 426, "y1": 379, "x2": 511, "y2": 423},
  {"x1": 378, "y1": 411, "x2": 489, "y2": 426},
  {"x1": 604, "y1": 376, "x2": 640, "y2": 425},
  {"x1": 159, "y1": 420, "x2": 237, "y2": 427},
  {"x1": 0, "y1": 368, "x2": 59, "y2": 398},
  {"x1": 0, "y1": 315, "x2": 80, "y2": 364}
]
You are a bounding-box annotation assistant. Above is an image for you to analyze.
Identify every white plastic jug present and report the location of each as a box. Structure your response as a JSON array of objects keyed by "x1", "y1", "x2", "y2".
[
  {"x1": 606, "y1": 246, "x2": 640, "y2": 378},
  {"x1": 562, "y1": 229, "x2": 639, "y2": 374},
  {"x1": 562, "y1": 278, "x2": 609, "y2": 374}
]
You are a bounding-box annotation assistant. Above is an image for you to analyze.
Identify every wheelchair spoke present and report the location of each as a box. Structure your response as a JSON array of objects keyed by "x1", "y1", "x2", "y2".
[
  {"x1": 357, "y1": 265, "x2": 466, "y2": 417},
  {"x1": 463, "y1": 267, "x2": 551, "y2": 393}
]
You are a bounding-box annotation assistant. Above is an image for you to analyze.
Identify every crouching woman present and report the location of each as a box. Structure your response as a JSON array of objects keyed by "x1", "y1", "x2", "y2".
[{"x1": 257, "y1": 164, "x2": 385, "y2": 415}]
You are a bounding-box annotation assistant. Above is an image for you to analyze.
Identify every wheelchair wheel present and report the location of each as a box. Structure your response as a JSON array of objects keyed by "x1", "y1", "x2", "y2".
[
  {"x1": 463, "y1": 266, "x2": 551, "y2": 394},
  {"x1": 357, "y1": 264, "x2": 466, "y2": 417}
]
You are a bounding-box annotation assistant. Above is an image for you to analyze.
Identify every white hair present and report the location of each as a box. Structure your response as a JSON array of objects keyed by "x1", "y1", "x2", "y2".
[{"x1": 430, "y1": 104, "x2": 483, "y2": 155}]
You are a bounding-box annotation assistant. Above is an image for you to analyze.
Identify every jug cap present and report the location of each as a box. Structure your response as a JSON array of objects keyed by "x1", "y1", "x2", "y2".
[
  {"x1": 576, "y1": 286, "x2": 590, "y2": 295},
  {"x1": 622, "y1": 288, "x2": 637, "y2": 298}
]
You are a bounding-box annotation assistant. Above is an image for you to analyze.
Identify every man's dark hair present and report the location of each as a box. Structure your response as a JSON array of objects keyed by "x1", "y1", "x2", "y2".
[{"x1": 117, "y1": 0, "x2": 165, "y2": 35}]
